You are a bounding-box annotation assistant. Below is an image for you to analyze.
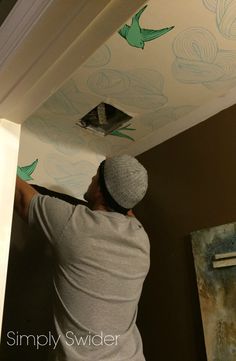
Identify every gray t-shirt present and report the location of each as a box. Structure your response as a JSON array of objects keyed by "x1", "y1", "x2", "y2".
[{"x1": 29, "y1": 194, "x2": 150, "y2": 361}]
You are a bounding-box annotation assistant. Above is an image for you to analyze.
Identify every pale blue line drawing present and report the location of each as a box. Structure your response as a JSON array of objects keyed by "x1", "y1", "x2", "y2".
[
  {"x1": 142, "y1": 105, "x2": 196, "y2": 131},
  {"x1": 203, "y1": 0, "x2": 236, "y2": 40},
  {"x1": 87, "y1": 69, "x2": 130, "y2": 96},
  {"x1": 172, "y1": 27, "x2": 236, "y2": 90},
  {"x1": 87, "y1": 68, "x2": 168, "y2": 110},
  {"x1": 204, "y1": 49, "x2": 236, "y2": 89},
  {"x1": 83, "y1": 45, "x2": 111, "y2": 67},
  {"x1": 43, "y1": 89, "x2": 80, "y2": 116},
  {"x1": 17, "y1": 159, "x2": 38, "y2": 181},
  {"x1": 203, "y1": 0, "x2": 217, "y2": 12},
  {"x1": 24, "y1": 115, "x2": 86, "y2": 155},
  {"x1": 24, "y1": 79, "x2": 103, "y2": 155},
  {"x1": 173, "y1": 58, "x2": 223, "y2": 84},
  {"x1": 173, "y1": 27, "x2": 218, "y2": 63},
  {"x1": 44, "y1": 154, "x2": 97, "y2": 197},
  {"x1": 43, "y1": 79, "x2": 100, "y2": 116}
]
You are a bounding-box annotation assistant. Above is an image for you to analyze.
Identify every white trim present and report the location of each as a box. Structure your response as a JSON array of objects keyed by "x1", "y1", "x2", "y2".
[
  {"x1": 0, "y1": 0, "x2": 147, "y2": 123},
  {"x1": 0, "y1": 119, "x2": 20, "y2": 342},
  {"x1": 0, "y1": 0, "x2": 54, "y2": 68}
]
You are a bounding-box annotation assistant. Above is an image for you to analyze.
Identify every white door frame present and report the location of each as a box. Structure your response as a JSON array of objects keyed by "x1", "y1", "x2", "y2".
[{"x1": 0, "y1": 120, "x2": 20, "y2": 341}]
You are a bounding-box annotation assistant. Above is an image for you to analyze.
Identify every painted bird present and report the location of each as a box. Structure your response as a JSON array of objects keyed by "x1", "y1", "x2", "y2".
[
  {"x1": 17, "y1": 159, "x2": 38, "y2": 181},
  {"x1": 118, "y1": 5, "x2": 174, "y2": 49}
]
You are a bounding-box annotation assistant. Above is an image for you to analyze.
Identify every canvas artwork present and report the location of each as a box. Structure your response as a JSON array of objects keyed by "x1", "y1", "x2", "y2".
[{"x1": 191, "y1": 223, "x2": 236, "y2": 361}]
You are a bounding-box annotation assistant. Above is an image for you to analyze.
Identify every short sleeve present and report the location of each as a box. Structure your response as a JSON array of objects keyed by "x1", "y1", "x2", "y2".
[{"x1": 28, "y1": 194, "x2": 75, "y2": 245}]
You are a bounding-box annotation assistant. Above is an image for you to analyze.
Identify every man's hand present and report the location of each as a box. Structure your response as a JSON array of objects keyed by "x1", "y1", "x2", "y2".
[{"x1": 14, "y1": 176, "x2": 38, "y2": 222}]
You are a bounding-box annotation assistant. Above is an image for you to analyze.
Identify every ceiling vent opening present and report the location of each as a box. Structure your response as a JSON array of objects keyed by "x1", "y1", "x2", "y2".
[{"x1": 77, "y1": 103, "x2": 132, "y2": 136}]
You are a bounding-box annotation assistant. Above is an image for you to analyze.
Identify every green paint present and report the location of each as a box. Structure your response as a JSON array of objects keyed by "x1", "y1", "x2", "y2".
[
  {"x1": 17, "y1": 159, "x2": 38, "y2": 181},
  {"x1": 118, "y1": 5, "x2": 174, "y2": 49},
  {"x1": 110, "y1": 125, "x2": 135, "y2": 141}
]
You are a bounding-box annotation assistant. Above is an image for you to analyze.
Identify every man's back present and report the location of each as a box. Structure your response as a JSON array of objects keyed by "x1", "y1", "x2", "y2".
[{"x1": 29, "y1": 195, "x2": 150, "y2": 360}]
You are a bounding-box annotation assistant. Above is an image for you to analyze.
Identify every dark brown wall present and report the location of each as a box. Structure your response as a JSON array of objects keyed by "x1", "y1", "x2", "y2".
[{"x1": 135, "y1": 104, "x2": 236, "y2": 361}]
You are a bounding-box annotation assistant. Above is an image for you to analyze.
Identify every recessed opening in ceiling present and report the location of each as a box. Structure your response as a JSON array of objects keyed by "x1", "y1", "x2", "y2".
[{"x1": 77, "y1": 103, "x2": 132, "y2": 136}]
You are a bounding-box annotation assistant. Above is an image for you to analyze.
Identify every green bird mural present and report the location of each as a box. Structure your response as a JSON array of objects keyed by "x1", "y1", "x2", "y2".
[
  {"x1": 118, "y1": 5, "x2": 174, "y2": 49},
  {"x1": 17, "y1": 159, "x2": 38, "y2": 181},
  {"x1": 110, "y1": 125, "x2": 135, "y2": 141}
]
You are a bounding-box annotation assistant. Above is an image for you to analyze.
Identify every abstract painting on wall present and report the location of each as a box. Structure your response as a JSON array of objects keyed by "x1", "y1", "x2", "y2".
[{"x1": 192, "y1": 223, "x2": 236, "y2": 361}]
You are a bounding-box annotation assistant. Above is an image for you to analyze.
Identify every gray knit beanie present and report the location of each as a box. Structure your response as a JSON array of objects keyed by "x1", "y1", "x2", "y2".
[{"x1": 103, "y1": 154, "x2": 148, "y2": 209}]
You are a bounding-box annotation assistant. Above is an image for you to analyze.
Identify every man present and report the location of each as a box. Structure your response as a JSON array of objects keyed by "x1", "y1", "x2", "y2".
[{"x1": 14, "y1": 154, "x2": 150, "y2": 360}]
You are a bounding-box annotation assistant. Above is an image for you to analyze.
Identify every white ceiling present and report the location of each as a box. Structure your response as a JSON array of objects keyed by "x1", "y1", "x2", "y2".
[
  {"x1": 15, "y1": 0, "x2": 236, "y2": 196},
  {"x1": 24, "y1": 0, "x2": 236, "y2": 158}
]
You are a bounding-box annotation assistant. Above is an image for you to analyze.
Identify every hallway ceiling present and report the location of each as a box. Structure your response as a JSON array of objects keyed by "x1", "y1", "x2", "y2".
[{"x1": 19, "y1": 0, "x2": 236, "y2": 196}]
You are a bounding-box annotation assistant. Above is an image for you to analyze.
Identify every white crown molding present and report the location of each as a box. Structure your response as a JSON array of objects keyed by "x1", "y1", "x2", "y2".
[
  {"x1": 0, "y1": 0, "x2": 54, "y2": 68},
  {"x1": 0, "y1": 0, "x2": 147, "y2": 123}
]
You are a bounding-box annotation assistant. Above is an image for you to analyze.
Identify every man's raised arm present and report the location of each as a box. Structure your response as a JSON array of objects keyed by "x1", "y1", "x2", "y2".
[{"x1": 14, "y1": 176, "x2": 38, "y2": 222}]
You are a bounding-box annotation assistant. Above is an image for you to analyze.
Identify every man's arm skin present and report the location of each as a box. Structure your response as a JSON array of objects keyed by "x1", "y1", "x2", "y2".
[{"x1": 14, "y1": 176, "x2": 38, "y2": 222}]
